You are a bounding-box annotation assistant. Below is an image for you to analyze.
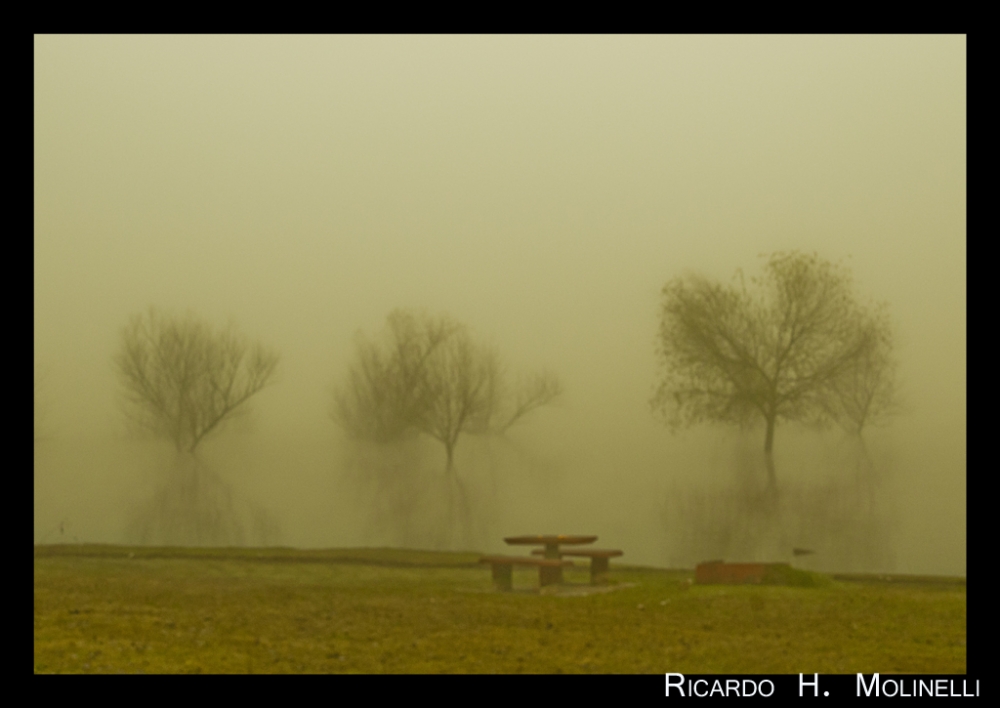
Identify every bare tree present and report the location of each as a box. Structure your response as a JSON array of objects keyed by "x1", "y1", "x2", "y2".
[
  {"x1": 332, "y1": 310, "x2": 459, "y2": 444},
  {"x1": 333, "y1": 309, "x2": 561, "y2": 545},
  {"x1": 418, "y1": 327, "x2": 500, "y2": 476},
  {"x1": 818, "y1": 303, "x2": 902, "y2": 511},
  {"x1": 115, "y1": 307, "x2": 278, "y2": 454},
  {"x1": 335, "y1": 309, "x2": 561, "y2": 456},
  {"x1": 114, "y1": 308, "x2": 279, "y2": 545},
  {"x1": 502, "y1": 369, "x2": 565, "y2": 433},
  {"x1": 821, "y1": 303, "x2": 900, "y2": 438},
  {"x1": 651, "y1": 252, "x2": 898, "y2": 496}
]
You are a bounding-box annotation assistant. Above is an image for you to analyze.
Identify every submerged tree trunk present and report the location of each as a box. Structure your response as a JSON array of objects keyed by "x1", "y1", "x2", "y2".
[
  {"x1": 440, "y1": 442, "x2": 473, "y2": 550},
  {"x1": 129, "y1": 451, "x2": 247, "y2": 546},
  {"x1": 763, "y1": 415, "x2": 778, "y2": 496},
  {"x1": 851, "y1": 432, "x2": 879, "y2": 518},
  {"x1": 344, "y1": 436, "x2": 427, "y2": 547},
  {"x1": 441, "y1": 443, "x2": 459, "y2": 548}
]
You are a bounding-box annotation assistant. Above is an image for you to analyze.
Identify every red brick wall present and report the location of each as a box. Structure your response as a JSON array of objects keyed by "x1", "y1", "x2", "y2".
[{"x1": 695, "y1": 561, "x2": 791, "y2": 584}]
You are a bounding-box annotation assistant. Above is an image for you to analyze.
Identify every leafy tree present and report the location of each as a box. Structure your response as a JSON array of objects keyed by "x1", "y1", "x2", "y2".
[
  {"x1": 651, "y1": 252, "x2": 898, "y2": 495},
  {"x1": 333, "y1": 309, "x2": 561, "y2": 543}
]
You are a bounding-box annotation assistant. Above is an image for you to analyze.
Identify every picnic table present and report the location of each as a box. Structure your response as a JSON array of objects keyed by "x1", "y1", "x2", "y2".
[
  {"x1": 503, "y1": 534, "x2": 598, "y2": 559},
  {"x1": 478, "y1": 536, "x2": 596, "y2": 590},
  {"x1": 481, "y1": 535, "x2": 622, "y2": 591}
]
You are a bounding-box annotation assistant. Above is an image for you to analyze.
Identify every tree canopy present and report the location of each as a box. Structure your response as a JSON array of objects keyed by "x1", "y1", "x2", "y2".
[
  {"x1": 115, "y1": 308, "x2": 279, "y2": 454},
  {"x1": 334, "y1": 309, "x2": 561, "y2": 472},
  {"x1": 819, "y1": 303, "x2": 900, "y2": 436},
  {"x1": 651, "y1": 251, "x2": 898, "y2": 491}
]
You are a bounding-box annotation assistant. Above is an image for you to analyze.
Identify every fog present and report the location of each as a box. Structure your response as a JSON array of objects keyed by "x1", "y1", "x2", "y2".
[{"x1": 34, "y1": 35, "x2": 965, "y2": 576}]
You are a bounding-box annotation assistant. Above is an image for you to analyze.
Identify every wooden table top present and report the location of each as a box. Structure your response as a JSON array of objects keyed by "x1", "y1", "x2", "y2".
[{"x1": 504, "y1": 535, "x2": 598, "y2": 546}]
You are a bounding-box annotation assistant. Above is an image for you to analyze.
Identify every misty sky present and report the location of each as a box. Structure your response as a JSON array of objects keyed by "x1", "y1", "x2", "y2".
[{"x1": 34, "y1": 36, "x2": 965, "y2": 574}]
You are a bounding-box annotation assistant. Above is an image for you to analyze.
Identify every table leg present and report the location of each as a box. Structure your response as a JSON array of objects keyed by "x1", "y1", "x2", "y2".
[
  {"x1": 541, "y1": 544, "x2": 562, "y2": 586},
  {"x1": 491, "y1": 562, "x2": 513, "y2": 591},
  {"x1": 590, "y1": 556, "x2": 610, "y2": 585},
  {"x1": 539, "y1": 564, "x2": 563, "y2": 587}
]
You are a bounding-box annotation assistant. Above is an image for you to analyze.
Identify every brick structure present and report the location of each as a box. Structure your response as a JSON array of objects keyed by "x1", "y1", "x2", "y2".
[{"x1": 695, "y1": 560, "x2": 792, "y2": 585}]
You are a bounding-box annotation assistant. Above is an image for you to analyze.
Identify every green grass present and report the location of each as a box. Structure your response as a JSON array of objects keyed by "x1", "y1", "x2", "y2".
[{"x1": 34, "y1": 545, "x2": 965, "y2": 674}]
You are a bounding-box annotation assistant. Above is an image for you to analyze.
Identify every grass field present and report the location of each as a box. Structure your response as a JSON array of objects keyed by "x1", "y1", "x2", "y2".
[{"x1": 34, "y1": 544, "x2": 966, "y2": 674}]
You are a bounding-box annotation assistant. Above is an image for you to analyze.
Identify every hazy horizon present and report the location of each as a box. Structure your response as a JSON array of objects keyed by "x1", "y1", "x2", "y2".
[{"x1": 34, "y1": 35, "x2": 965, "y2": 576}]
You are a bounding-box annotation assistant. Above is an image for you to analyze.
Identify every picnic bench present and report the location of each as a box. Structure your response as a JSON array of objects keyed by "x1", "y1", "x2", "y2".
[
  {"x1": 479, "y1": 555, "x2": 574, "y2": 591},
  {"x1": 531, "y1": 548, "x2": 623, "y2": 584}
]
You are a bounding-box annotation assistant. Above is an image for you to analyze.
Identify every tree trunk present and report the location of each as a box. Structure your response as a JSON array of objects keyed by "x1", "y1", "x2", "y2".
[
  {"x1": 441, "y1": 442, "x2": 473, "y2": 549},
  {"x1": 763, "y1": 415, "x2": 778, "y2": 500},
  {"x1": 853, "y1": 432, "x2": 877, "y2": 515},
  {"x1": 442, "y1": 443, "x2": 457, "y2": 546},
  {"x1": 163, "y1": 452, "x2": 239, "y2": 545}
]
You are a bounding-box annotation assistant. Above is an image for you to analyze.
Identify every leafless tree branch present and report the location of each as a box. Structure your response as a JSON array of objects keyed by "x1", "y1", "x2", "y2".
[
  {"x1": 333, "y1": 308, "x2": 562, "y2": 469},
  {"x1": 114, "y1": 308, "x2": 279, "y2": 454}
]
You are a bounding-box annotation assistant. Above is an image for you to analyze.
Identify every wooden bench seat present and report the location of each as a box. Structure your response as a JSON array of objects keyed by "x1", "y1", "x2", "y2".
[
  {"x1": 479, "y1": 555, "x2": 574, "y2": 591},
  {"x1": 532, "y1": 548, "x2": 623, "y2": 584}
]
